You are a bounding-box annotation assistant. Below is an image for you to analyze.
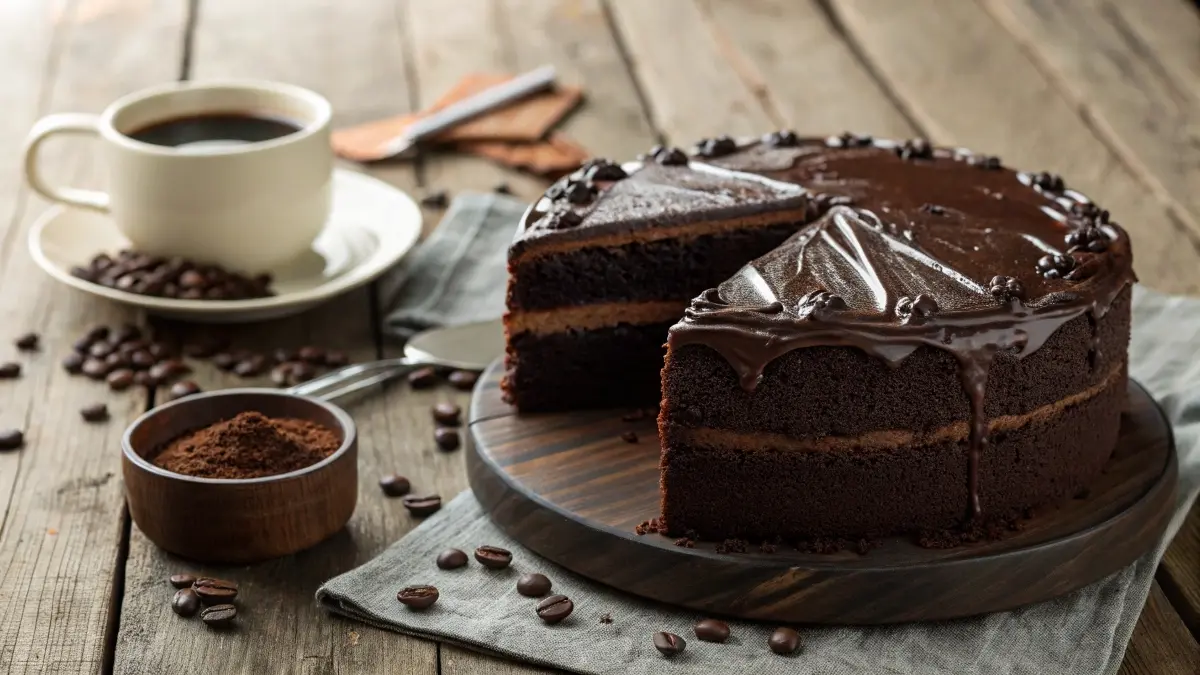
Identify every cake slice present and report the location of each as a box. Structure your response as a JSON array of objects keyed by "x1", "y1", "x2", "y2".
[
  {"x1": 503, "y1": 143, "x2": 813, "y2": 411},
  {"x1": 658, "y1": 137, "x2": 1135, "y2": 541}
]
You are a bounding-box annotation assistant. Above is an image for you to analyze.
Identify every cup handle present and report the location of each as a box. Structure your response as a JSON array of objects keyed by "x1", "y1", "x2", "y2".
[{"x1": 23, "y1": 113, "x2": 111, "y2": 213}]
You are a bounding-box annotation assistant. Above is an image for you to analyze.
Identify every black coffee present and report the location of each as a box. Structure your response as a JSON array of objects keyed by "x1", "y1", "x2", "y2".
[{"x1": 127, "y1": 112, "x2": 302, "y2": 148}]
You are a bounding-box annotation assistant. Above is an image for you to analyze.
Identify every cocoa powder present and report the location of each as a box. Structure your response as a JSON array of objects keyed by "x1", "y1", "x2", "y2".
[{"x1": 152, "y1": 411, "x2": 340, "y2": 479}]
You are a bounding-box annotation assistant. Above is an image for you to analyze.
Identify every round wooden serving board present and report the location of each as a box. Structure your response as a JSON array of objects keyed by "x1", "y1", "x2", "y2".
[{"x1": 466, "y1": 361, "x2": 1178, "y2": 624}]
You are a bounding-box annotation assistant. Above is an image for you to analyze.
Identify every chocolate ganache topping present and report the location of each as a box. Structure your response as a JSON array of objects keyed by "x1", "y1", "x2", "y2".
[{"x1": 666, "y1": 135, "x2": 1135, "y2": 520}]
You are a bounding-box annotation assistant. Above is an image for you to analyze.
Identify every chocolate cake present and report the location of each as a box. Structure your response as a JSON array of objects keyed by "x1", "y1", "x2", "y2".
[
  {"x1": 660, "y1": 135, "x2": 1135, "y2": 541},
  {"x1": 504, "y1": 132, "x2": 1134, "y2": 543}
]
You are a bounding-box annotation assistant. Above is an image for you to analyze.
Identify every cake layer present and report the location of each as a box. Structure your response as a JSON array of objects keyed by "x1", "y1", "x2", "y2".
[
  {"x1": 506, "y1": 300, "x2": 687, "y2": 335},
  {"x1": 504, "y1": 321, "x2": 674, "y2": 411},
  {"x1": 660, "y1": 370, "x2": 1126, "y2": 541}
]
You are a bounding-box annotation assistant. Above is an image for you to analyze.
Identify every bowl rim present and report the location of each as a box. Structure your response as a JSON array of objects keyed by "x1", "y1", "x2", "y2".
[{"x1": 122, "y1": 388, "x2": 357, "y2": 485}]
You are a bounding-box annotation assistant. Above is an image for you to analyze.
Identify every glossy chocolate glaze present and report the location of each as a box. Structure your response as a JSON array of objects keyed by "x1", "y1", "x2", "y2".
[{"x1": 665, "y1": 136, "x2": 1135, "y2": 520}]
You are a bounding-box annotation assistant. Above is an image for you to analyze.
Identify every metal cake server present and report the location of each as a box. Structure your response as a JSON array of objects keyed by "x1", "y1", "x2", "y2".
[{"x1": 289, "y1": 319, "x2": 503, "y2": 401}]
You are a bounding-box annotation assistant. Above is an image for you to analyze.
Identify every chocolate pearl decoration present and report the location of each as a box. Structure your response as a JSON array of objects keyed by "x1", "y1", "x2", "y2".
[
  {"x1": 695, "y1": 135, "x2": 737, "y2": 158},
  {"x1": 895, "y1": 138, "x2": 933, "y2": 160},
  {"x1": 544, "y1": 209, "x2": 584, "y2": 230},
  {"x1": 967, "y1": 154, "x2": 1002, "y2": 169},
  {"x1": 581, "y1": 158, "x2": 627, "y2": 182},
  {"x1": 1037, "y1": 254, "x2": 1077, "y2": 280},
  {"x1": 830, "y1": 131, "x2": 873, "y2": 148},
  {"x1": 796, "y1": 290, "x2": 847, "y2": 319},
  {"x1": 988, "y1": 275, "x2": 1025, "y2": 301},
  {"x1": 647, "y1": 145, "x2": 688, "y2": 166},
  {"x1": 1030, "y1": 172, "x2": 1065, "y2": 192},
  {"x1": 1065, "y1": 226, "x2": 1109, "y2": 254},
  {"x1": 763, "y1": 129, "x2": 800, "y2": 147},
  {"x1": 563, "y1": 180, "x2": 597, "y2": 205},
  {"x1": 895, "y1": 294, "x2": 939, "y2": 322}
]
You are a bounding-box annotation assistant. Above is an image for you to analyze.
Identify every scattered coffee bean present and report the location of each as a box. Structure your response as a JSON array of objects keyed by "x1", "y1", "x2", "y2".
[
  {"x1": 324, "y1": 350, "x2": 349, "y2": 368},
  {"x1": 517, "y1": 573, "x2": 552, "y2": 597},
  {"x1": 85, "y1": 326, "x2": 110, "y2": 343},
  {"x1": 536, "y1": 594, "x2": 574, "y2": 624},
  {"x1": 0, "y1": 429, "x2": 24, "y2": 451},
  {"x1": 768, "y1": 627, "x2": 801, "y2": 655},
  {"x1": 474, "y1": 545, "x2": 513, "y2": 569},
  {"x1": 211, "y1": 352, "x2": 237, "y2": 371},
  {"x1": 408, "y1": 367, "x2": 438, "y2": 389},
  {"x1": 298, "y1": 346, "x2": 325, "y2": 364},
  {"x1": 168, "y1": 380, "x2": 201, "y2": 400},
  {"x1": 192, "y1": 577, "x2": 238, "y2": 604},
  {"x1": 436, "y1": 548, "x2": 469, "y2": 570},
  {"x1": 89, "y1": 341, "x2": 115, "y2": 359},
  {"x1": 379, "y1": 473, "x2": 411, "y2": 497},
  {"x1": 169, "y1": 573, "x2": 197, "y2": 588},
  {"x1": 233, "y1": 355, "x2": 268, "y2": 377},
  {"x1": 172, "y1": 588, "x2": 201, "y2": 617},
  {"x1": 129, "y1": 350, "x2": 156, "y2": 370},
  {"x1": 82, "y1": 358, "x2": 110, "y2": 380},
  {"x1": 80, "y1": 403, "x2": 109, "y2": 423},
  {"x1": 118, "y1": 339, "x2": 148, "y2": 354},
  {"x1": 286, "y1": 362, "x2": 317, "y2": 386},
  {"x1": 420, "y1": 190, "x2": 449, "y2": 208},
  {"x1": 397, "y1": 585, "x2": 439, "y2": 610},
  {"x1": 653, "y1": 631, "x2": 687, "y2": 656},
  {"x1": 62, "y1": 352, "x2": 85, "y2": 374},
  {"x1": 269, "y1": 363, "x2": 294, "y2": 387},
  {"x1": 493, "y1": 183, "x2": 513, "y2": 195},
  {"x1": 149, "y1": 359, "x2": 190, "y2": 384},
  {"x1": 432, "y1": 402, "x2": 461, "y2": 426},
  {"x1": 0, "y1": 362, "x2": 20, "y2": 379},
  {"x1": 106, "y1": 369, "x2": 135, "y2": 391},
  {"x1": 15, "y1": 332, "x2": 39, "y2": 351},
  {"x1": 200, "y1": 603, "x2": 237, "y2": 628},
  {"x1": 272, "y1": 347, "x2": 298, "y2": 363},
  {"x1": 693, "y1": 618, "x2": 730, "y2": 643},
  {"x1": 434, "y1": 427, "x2": 461, "y2": 451},
  {"x1": 105, "y1": 352, "x2": 131, "y2": 369},
  {"x1": 620, "y1": 431, "x2": 638, "y2": 444},
  {"x1": 447, "y1": 370, "x2": 479, "y2": 391},
  {"x1": 402, "y1": 494, "x2": 442, "y2": 517}
]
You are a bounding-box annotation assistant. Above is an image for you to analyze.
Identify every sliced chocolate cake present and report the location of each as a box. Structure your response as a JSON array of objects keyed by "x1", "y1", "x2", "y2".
[
  {"x1": 659, "y1": 136, "x2": 1135, "y2": 541},
  {"x1": 503, "y1": 145, "x2": 813, "y2": 411}
]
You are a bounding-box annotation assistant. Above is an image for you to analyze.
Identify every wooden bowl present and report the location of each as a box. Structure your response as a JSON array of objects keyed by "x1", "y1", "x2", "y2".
[{"x1": 122, "y1": 389, "x2": 357, "y2": 564}]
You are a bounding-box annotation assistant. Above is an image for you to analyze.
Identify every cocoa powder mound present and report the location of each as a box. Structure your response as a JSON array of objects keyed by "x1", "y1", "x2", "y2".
[{"x1": 152, "y1": 411, "x2": 340, "y2": 479}]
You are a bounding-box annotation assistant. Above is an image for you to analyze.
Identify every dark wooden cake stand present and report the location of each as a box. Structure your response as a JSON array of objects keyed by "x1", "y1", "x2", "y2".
[{"x1": 466, "y1": 361, "x2": 1177, "y2": 624}]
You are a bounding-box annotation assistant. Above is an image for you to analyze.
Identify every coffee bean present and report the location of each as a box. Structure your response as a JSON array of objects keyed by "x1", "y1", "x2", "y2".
[
  {"x1": 15, "y1": 332, "x2": 39, "y2": 351},
  {"x1": 397, "y1": 585, "x2": 439, "y2": 610},
  {"x1": 402, "y1": 494, "x2": 442, "y2": 517},
  {"x1": 0, "y1": 429, "x2": 24, "y2": 451},
  {"x1": 148, "y1": 359, "x2": 186, "y2": 384},
  {"x1": 234, "y1": 355, "x2": 268, "y2": 377},
  {"x1": 105, "y1": 352, "x2": 131, "y2": 369},
  {"x1": 272, "y1": 347, "x2": 298, "y2": 363},
  {"x1": 72, "y1": 336, "x2": 94, "y2": 354},
  {"x1": 129, "y1": 350, "x2": 156, "y2": 370},
  {"x1": 85, "y1": 326, "x2": 110, "y2": 343},
  {"x1": 269, "y1": 363, "x2": 294, "y2": 387},
  {"x1": 379, "y1": 473, "x2": 411, "y2": 497},
  {"x1": 436, "y1": 548, "x2": 468, "y2": 570},
  {"x1": 200, "y1": 604, "x2": 237, "y2": 628},
  {"x1": 298, "y1": 346, "x2": 325, "y2": 364},
  {"x1": 420, "y1": 190, "x2": 449, "y2": 208},
  {"x1": 447, "y1": 370, "x2": 479, "y2": 391},
  {"x1": 494, "y1": 182, "x2": 513, "y2": 195},
  {"x1": 169, "y1": 380, "x2": 201, "y2": 400},
  {"x1": 211, "y1": 352, "x2": 237, "y2": 371},
  {"x1": 0, "y1": 362, "x2": 20, "y2": 379},
  {"x1": 172, "y1": 588, "x2": 200, "y2": 617},
  {"x1": 535, "y1": 595, "x2": 574, "y2": 624},
  {"x1": 82, "y1": 358, "x2": 110, "y2": 380},
  {"x1": 193, "y1": 577, "x2": 238, "y2": 604},
  {"x1": 118, "y1": 339, "x2": 148, "y2": 355},
  {"x1": 620, "y1": 431, "x2": 638, "y2": 444},
  {"x1": 169, "y1": 573, "x2": 197, "y2": 588},
  {"x1": 286, "y1": 363, "x2": 317, "y2": 386},
  {"x1": 112, "y1": 324, "x2": 141, "y2": 344},
  {"x1": 324, "y1": 350, "x2": 349, "y2": 367},
  {"x1": 62, "y1": 352, "x2": 85, "y2": 374},
  {"x1": 106, "y1": 369, "x2": 135, "y2": 391},
  {"x1": 693, "y1": 618, "x2": 730, "y2": 643},
  {"x1": 517, "y1": 573, "x2": 552, "y2": 597},
  {"x1": 89, "y1": 341, "x2": 115, "y2": 359},
  {"x1": 768, "y1": 627, "x2": 801, "y2": 655},
  {"x1": 80, "y1": 403, "x2": 109, "y2": 423},
  {"x1": 432, "y1": 402, "x2": 461, "y2": 426},
  {"x1": 653, "y1": 632, "x2": 686, "y2": 656},
  {"x1": 473, "y1": 545, "x2": 513, "y2": 569},
  {"x1": 434, "y1": 427, "x2": 460, "y2": 451},
  {"x1": 407, "y1": 367, "x2": 438, "y2": 389}
]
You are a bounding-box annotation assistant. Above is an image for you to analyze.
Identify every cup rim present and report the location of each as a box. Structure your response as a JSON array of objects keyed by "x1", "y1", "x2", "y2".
[
  {"x1": 122, "y1": 388, "x2": 356, "y2": 485},
  {"x1": 99, "y1": 79, "x2": 332, "y2": 157}
]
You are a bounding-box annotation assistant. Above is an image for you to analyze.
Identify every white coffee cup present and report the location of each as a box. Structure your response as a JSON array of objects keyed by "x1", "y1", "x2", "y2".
[{"x1": 23, "y1": 80, "x2": 333, "y2": 272}]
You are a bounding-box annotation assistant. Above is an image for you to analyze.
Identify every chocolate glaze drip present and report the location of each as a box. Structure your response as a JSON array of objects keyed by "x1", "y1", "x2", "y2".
[{"x1": 664, "y1": 137, "x2": 1136, "y2": 521}]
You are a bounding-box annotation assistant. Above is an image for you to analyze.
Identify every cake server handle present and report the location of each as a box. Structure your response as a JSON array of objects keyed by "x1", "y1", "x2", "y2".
[{"x1": 287, "y1": 358, "x2": 420, "y2": 401}]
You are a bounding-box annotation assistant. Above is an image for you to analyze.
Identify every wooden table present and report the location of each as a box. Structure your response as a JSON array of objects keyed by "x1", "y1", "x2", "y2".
[{"x1": 0, "y1": 1, "x2": 1196, "y2": 673}]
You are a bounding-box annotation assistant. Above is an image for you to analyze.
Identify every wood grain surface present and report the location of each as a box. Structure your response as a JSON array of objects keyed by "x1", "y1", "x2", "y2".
[{"x1": 0, "y1": 0, "x2": 1191, "y2": 671}]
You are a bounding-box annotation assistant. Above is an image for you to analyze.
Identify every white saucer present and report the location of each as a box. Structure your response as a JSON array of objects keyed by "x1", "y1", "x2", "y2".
[{"x1": 29, "y1": 168, "x2": 421, "y2": 323}]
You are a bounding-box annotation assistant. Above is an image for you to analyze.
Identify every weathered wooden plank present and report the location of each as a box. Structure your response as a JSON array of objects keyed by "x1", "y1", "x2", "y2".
[
  {"x1": 441, "y1": 644, "x2": 557, "y2": 675},
  {"x1": 0, "y1": 0, "x2": 186, "y2": 672},
  {"x1": 1119, "y1": 583, "x2": 1200, "y2": 675},
  {"x1": 828, "y1": 0, "x2": 1200, "y2": 296},
  {"x1": 697, "y1": 0, "x2": 914, "y2": 138},
  {"x1": 111, "y1": 1, "x2": 434, "y2": 673},
  {"x1": 1160, "y1": 503, "x2": 1200, "y2": 639},
  {"x1": 983, "y1": 0, "x2": 1200, "y2": 236}
]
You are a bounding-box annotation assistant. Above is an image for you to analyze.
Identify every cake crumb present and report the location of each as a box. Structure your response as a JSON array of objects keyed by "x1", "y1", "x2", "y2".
[
  {"x1": 715, "y1": 538, "x2": 748, "y2": 554},
  {"x1": 635, "y1": 517, "x2": 665, "y2": 535},
  {"x1": 673, "y1": 537, "x2": 695, "y2": 548},
  {"x1": 599, "y1": 613, "x2": 613, "y2": 624},
  {"x1": 758, "y1": 541, "x2": 777, "y2": 554}
]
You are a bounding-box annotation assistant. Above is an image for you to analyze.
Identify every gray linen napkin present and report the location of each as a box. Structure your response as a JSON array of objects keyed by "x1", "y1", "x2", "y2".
[
  {"x1": 322, "y1": 286, "x2": 1200, "y2": 675},
  {"x1": 380, "y1": 192, "x2": 526, "y2": 340}
]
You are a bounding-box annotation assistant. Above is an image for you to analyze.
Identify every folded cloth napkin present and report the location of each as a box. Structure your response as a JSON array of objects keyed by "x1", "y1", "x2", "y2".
[
  {"x1": 380, "y1": 192, "x2": 526, "y2": 341},
  {"x1": 330, "y1": 285, "x2": 1200, "y2": 675}
]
